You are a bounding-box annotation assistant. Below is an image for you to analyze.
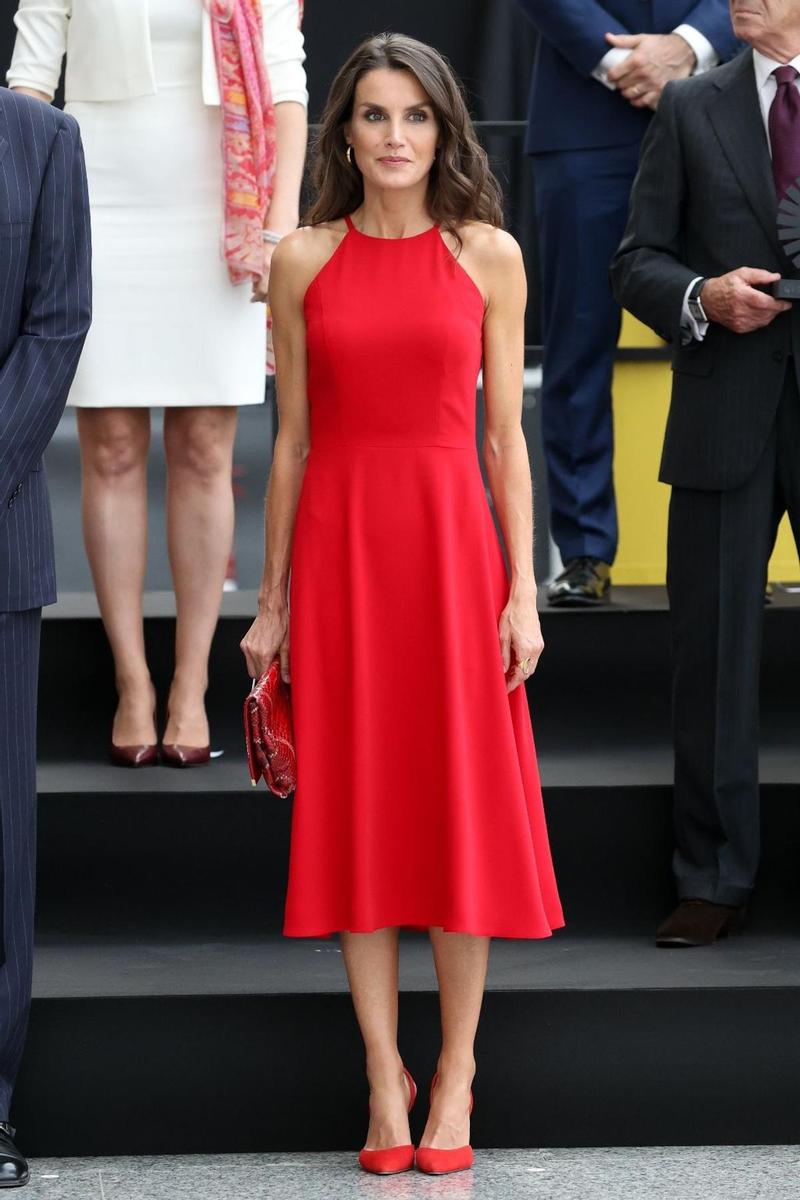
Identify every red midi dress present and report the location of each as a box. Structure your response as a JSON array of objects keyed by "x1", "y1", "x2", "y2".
[{"x1": 283, "y1": 213, "x2": 564, "y2": 939}]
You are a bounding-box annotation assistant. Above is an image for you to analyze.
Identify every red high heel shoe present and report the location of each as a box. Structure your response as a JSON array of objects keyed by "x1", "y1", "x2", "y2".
[
  {"x1": 358, "y1": 1065, "x2": 417, "y2": 1175},
  {"x1": 415, "y1": 1070, "x2": 474, "y2": 1175}
]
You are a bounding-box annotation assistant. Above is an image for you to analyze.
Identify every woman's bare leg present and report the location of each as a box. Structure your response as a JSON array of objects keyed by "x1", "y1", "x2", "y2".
[
  {"x1": 76, "y1": 407, "x2": 154, "y2": 746},
  {"x1": 419, "y1": 928, "x2": 490, "y2": 1149},
  {"x1": 340, "y1": 928, "x2": 413, "y2": 1150},
  {"x1": 162, "y1": 406, "x2": 238, "y2": 746}
]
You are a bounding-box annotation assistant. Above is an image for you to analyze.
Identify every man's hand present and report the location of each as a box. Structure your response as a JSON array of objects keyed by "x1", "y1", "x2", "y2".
[
  {"x1": 701, "y1": 268, "x2": 791, "y2": 333},
  {"x1": 605, "y1": 32, "x2": 697, "y2": 110}
]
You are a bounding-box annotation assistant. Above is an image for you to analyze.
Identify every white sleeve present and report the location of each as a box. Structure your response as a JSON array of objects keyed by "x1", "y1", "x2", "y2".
[
  {"x1": 672, "y1": 24, "x2": 719, "y2": 75},
  {"x1": 680, "y1": 276, "x2": 709, "y2": 344},
  {"x1": 591, "y1": 47, "x2": 632, "y2": 91},
  {"x1": 262, "y1": 0, "x2": 308, "y2": 107},
  {"x1": 6, "y1": 0, "x2": 70, "y2": 99}
]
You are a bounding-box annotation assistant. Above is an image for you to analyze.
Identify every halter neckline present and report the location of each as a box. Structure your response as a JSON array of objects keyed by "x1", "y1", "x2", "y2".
[{"x1": 344, "y1": 212, "x2": 440, "y2": 241}]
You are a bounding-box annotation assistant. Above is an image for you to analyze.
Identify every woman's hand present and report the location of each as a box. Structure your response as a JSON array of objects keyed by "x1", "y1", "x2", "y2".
[
  {"x1": 499, "y1": 587, "x2": 544, "y2": 694},
  {"x1": 240, "y1": 605, "x2": 290, "y2": 683},
  {"x1": 250, "y1": 241, "x2": 276, "y2": 304}
]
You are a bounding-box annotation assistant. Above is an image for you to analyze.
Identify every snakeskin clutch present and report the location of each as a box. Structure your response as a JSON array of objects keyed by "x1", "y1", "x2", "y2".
[{"x1": 243, "y1": 658, "x2": 297, "y2": 797}]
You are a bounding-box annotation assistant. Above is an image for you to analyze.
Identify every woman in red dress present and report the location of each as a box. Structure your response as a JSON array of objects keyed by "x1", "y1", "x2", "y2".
[{"x1": 241, "y1": 31, "x2": 564, "y2": 1177}]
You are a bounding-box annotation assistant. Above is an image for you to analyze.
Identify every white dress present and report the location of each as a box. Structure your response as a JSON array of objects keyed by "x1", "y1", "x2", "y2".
[{"x1": 63, "y1": 0, "x2": 280, "y2": 407}]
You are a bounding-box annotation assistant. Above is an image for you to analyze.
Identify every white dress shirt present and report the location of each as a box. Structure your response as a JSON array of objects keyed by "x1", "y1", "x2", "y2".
[{"x1": 681, "y1": 48, "x2": 800, "y2": 343}]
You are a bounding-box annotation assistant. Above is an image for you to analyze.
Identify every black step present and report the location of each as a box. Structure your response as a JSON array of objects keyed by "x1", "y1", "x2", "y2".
[
  {"x1": 23, "y1": 587, "x2": 800, "y2": 1155},
  {"x1": 14, "y1": 931, "x2": 800, "y2": 1156},
  {"x1": 39, "y1": 588, "x2": 800, "y2": 761},
  {"x1": 34, "y1": 767, "x2": 800, "y2": 938}
]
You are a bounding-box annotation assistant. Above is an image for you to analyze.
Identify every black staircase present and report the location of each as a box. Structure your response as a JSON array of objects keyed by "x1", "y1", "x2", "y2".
[{"x1": 15, "y1": 586, "x2": 800, "y2": 1154}]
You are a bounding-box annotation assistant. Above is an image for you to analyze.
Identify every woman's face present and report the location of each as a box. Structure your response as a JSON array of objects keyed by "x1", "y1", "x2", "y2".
[{"x1": 345, "y1": 68, "x2": 439, "y2": 194}]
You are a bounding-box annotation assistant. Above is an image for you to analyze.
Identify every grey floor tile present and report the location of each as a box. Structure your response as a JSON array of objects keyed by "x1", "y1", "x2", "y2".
[
  {"x1": 23, "y1": 1160, "x2": 102, "y2": 1200},
  {"x1": 23, "y1": 1147, "x2": 800, "y2": 1200},
  {"x1": 477, "y1": 1147, "x2": 800, "y2": 1199}
]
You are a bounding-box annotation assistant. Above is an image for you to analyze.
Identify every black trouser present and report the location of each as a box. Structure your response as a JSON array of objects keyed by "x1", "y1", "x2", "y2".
[
  {"x1": 667, "y1": 363, "x2": 800, "y2": 906},
  {"x1": 0, "y1": 607, "x2": 40, "y2": 1119}
]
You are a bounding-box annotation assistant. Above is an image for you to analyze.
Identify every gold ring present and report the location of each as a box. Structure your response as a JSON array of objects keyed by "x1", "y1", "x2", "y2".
[{"x1": 519, "y1": 656, "x2": 532, "y2": 675}]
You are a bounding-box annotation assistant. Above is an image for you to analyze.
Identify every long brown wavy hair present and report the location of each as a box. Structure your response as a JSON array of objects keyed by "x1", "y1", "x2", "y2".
[{"x1": 303, "y1": 32, "x2": 505, "y2": 250}]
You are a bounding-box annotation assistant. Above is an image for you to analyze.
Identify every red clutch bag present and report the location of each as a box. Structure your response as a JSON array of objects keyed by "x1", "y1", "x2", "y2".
[{"x1": 243, "y1": 658, "x2": 297, "y2": 797}]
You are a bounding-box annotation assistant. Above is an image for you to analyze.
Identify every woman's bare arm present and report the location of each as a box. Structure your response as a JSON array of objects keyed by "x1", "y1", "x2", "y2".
[
  {"x1": 467, "y1": 225, "x2": 543, "y2": 691},
  {"x1": 9, "y1": 86, "x2": 52, "y2": 102},
  {"x1": 252, "y1": 100, "x2": 308, "y2": 302},
  {"x1": 267, "y1": 101, "x2": 307, "y2": 232},
  {"x1": 240, "y1": 226, "x2": 338, "y2": 681}
]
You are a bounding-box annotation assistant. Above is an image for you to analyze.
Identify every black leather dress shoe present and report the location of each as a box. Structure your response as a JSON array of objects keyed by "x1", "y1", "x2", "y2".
[
  {"x1": 0, "y1": 1123, "x2": 28, "y2": 1187},
  {"x1": 547, "y1": 556, "x2": 611, "y2": 607},
  {"x1": 656, "y1": 898, "x2": 747, "y2": 948}
]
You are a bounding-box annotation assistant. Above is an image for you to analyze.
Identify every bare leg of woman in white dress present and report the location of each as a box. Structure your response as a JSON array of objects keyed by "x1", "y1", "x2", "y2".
[
  {"x1": 162, "y1": 405, "x2": 238, "y2": 747},
  {"x1": 78, "y1": 405, "x2": 238, "y2": 749},
  {"x1": 77, "y1": 408, "x2": 156, "y2": 748}
]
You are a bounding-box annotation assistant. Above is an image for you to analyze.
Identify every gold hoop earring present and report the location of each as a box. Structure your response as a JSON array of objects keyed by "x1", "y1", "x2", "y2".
[{"x1": 346, "y1": 144, "x2": 353, "y2": 165}]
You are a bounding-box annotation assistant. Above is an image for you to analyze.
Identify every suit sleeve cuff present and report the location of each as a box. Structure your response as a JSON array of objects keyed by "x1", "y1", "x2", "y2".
[
  {"x1": 672, "y1": 24, "x2": 719, "y2": 75},
  {"x1": 592, "y1": 46, "x2": 632, "y2": 90},
  {"x1": 680, "y1": 275, "x2": 709, "y2": 344}
]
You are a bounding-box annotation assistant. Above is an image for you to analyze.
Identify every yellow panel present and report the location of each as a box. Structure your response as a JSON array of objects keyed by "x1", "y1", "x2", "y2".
[
  {"x1": 612, "y1": 313, "x2": 799, "y2": 584},
  {"x1": 618, "y1": 310, "x2": 664, "y2": 349},
  {"x1": 612, "y1": 359, "x2": 671, "y2": 584},
  {"x1": 772, "y1": 515, "x2": 800, "y2": 579}
]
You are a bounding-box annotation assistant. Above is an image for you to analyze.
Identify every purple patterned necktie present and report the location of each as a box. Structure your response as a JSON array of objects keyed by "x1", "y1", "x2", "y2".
[{"x1": 769, "y1": 65, "x2": 800, "y2": 202}]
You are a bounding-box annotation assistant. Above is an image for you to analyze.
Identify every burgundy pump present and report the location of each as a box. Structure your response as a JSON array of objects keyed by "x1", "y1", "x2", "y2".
[
  {"x1": 110, "y1": 694, "x2": 158, "y2": 767},
  {"x1": 159, "y1": 743, "x2": 210, "y2": 767},
  {"x1": 415, "y1": 1070, "x2": 474, "y2": 1175},
  {"x1": 110, "y1": 742, "x2": 158, "y2": 767},
  {"x1": 358, "y1": 1065, "x2": 417, "y2": 1175}
]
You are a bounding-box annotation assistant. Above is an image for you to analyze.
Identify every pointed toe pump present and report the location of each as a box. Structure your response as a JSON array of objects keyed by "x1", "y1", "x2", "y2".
[
  {"x1": 110, "y1": 742, "x2": 158, "y2": 767},
  {"x1": 415, "y1": 1070, "x2": 474, "y2": 1175},
  {"x1": 111, "y1": 699, "x2": 158, "y2": 766},
  {"x1": 358, "y1": 1065, "x2": 417, "y2": 1175},
  {"x1": 159, "y1": 742, "x2": 211, "y2": 767}
]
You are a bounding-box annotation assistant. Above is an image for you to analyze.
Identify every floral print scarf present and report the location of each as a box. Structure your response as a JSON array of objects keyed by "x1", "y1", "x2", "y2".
[
  {"x1": 206, "y1": 0, "x2": 276, "y2": 284},
  {"x1": 206, "y1": 0, "x2": 304, "y2": 372}
]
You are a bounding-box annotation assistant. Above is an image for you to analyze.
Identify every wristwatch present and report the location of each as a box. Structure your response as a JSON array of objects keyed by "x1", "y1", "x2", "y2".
[{"x1": 687, "y1": 277, "x2": 708, "y2": 324}]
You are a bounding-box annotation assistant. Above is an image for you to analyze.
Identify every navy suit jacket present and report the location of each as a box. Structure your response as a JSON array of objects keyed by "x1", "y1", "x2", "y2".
[
  {"x1": 517, "y1": 0, "x2": 739, "y2": 153},
  {"x1": 0, "y1": 87, "x2": 91, "y2": 612}
]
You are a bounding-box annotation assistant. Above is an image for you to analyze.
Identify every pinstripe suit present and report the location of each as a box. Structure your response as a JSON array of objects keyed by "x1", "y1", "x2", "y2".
[
  {"x1": 0, "y1": 86, "x2": 91, "y2": 1119},
  {"x1": 611, "y1": 51, "x2": 800, "y2": 908}
]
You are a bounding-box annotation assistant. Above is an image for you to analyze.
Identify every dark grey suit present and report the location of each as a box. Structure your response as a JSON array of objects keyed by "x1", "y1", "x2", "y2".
[
  {"x1": 0, "y1": 86, "x2": 91, "y2": 1118},
  {"x1": 611, "y1": 48, "x2": 800, "y2": 907}
]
